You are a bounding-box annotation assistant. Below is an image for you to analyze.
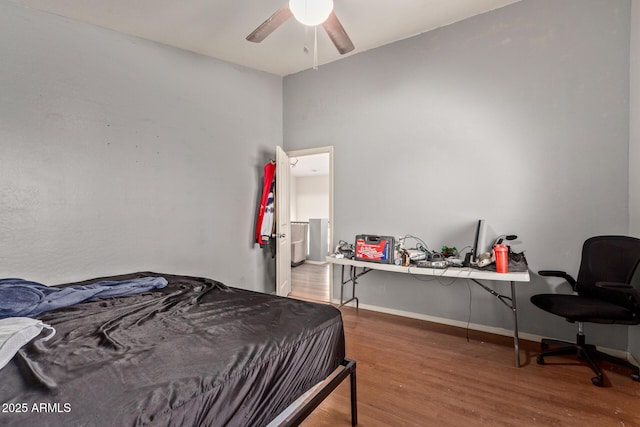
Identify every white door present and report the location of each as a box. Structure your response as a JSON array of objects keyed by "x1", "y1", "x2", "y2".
[{"x1": 275, "y1": 146, "x2": 291, "y2": 297}]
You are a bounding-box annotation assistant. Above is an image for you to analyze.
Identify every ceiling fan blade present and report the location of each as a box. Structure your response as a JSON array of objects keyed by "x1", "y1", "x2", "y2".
[
  {"x1": 246, "y1": 5, "x2": 293, "y2": 43},
  {"x1": 322, "y1": 11, "x2": 355, "y2": 55}
]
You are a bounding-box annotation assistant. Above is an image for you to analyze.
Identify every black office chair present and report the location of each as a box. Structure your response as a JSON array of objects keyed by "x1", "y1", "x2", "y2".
[{"x1": 530, "y1": 235, "x2": 640, "y2": 386}]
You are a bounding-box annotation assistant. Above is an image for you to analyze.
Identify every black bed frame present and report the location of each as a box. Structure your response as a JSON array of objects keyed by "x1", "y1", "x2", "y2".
[{"x1": 283, "y1": 358, "x2": 357, "y2": 426}]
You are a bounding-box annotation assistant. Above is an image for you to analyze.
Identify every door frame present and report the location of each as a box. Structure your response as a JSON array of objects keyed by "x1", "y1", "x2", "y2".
[
  {"x1": 275, "y1": 146, "x2": 291, "y2": 297},
  {"x1": 286, "y1": 145, "x2": 334, "y2": 303}
]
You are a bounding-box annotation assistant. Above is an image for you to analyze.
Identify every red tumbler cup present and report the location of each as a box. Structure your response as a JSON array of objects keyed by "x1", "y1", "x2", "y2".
[{"x1": 494, "y1": 244, "x2": 509, "y2": 273}]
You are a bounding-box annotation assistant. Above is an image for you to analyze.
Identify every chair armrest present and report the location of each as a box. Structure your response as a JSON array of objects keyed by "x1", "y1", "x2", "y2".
[
  {"x1": 595, "y1": 282, "x2": 640, "y2": 312},
  {"x1": 538, "y1": 270, "x2": 577, "y2": 290},
  {"x1": 595, "y1": 282, "x2": 633, "y2": 289}
]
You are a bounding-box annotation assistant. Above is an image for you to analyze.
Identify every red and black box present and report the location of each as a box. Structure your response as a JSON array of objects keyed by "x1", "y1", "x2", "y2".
[{"x1": 355, "y1": 235, "x2": 395, "y2": 264}]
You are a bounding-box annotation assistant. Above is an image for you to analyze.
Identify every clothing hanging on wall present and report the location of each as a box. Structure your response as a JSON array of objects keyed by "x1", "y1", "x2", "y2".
[
  {"x1": 260, "y1": 181, "x2": 276, "y2": 244},
  {"x1": 256, "y1": 161, "x2": 276, "y2": 245}
]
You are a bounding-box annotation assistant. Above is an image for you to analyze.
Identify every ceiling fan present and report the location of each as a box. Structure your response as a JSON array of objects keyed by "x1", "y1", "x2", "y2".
[{"x1": 246, "y1": 0, "x2": 355, "y2": 55}]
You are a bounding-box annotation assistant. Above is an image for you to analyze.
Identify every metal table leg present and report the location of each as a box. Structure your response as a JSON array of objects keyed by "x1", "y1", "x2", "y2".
[
  {"x1": 339, "y1": 265, "x2": 359, "y2": 308},
  {"x1": 510, "y1": 280, "x2": 520, "y2": 368},
  {"x1": 338, "y1": 264, "x2": 372, "y2": 309},
  {"x1": 471, "y1": 278, "x2": 521, "y2": 367}
]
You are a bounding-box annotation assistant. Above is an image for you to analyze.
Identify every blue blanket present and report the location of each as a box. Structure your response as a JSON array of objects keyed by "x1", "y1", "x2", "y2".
[{"x1": 0, "y1": 277, "x2": 168, "y2": 319}]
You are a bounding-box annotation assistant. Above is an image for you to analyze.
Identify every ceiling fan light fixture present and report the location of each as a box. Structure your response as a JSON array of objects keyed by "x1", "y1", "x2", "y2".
[{"x1": 289, "y1": 0, "x2": 334, "y2": 26}]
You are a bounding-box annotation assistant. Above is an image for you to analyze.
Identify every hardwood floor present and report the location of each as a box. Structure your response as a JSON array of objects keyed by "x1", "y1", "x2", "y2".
[
  {"x1": 296, "y1": 307, "x2": 640, "y2": 427},
  {"x1": 290, "y1": 262, "x2": 330, "y2": 302},
  {"x1": 288, "y1": 261, "x2": 640, "y2": 426}
]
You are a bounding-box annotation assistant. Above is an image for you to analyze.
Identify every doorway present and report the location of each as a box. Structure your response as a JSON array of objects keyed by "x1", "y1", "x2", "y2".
[{"x1": 286, "y1": 146, "x2": 333, "y2": 303}]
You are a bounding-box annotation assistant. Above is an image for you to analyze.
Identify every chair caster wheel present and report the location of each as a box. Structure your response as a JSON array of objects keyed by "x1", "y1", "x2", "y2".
[
  {"x1": 631, "y1": 373, "x2": 640, "y2": 383},
  {"x1": 536, "y1": 355, "x2": 545, "y2": 365},
  {"x1": 591, "y1": 376, "x2": 604, "y2": 387}
]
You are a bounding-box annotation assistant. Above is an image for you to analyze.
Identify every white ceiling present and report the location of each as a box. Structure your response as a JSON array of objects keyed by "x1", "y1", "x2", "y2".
[{"x1": 16, "y1": 0, "x2": 521, "y2": 76}]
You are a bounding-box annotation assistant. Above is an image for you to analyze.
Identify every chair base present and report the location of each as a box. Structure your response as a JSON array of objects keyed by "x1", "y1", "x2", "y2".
[{"x1": 537, "y1": 334, "x2": 640, "y2": 387}]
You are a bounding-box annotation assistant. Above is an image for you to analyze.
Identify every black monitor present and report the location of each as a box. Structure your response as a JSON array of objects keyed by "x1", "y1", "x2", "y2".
[{"x1": 471, "y1": 219, "x2": 486, "y2": 262}]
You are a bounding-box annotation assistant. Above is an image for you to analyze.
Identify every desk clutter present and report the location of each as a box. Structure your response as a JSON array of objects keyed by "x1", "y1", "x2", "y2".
[{"x1": 333, "y1": 228, "x2": 528, "y2": 273}]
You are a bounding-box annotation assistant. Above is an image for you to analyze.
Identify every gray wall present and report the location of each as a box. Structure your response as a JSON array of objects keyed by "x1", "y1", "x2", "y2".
[
  {"x1": 629, "y1": 0, "x2": 640, "y2": 360},
  {"x1": 284, "y1": 0, "x2": 632, "y2": 349},
  {"x1": 0, "y1": 1, "x2": 282, "y2": 291}
]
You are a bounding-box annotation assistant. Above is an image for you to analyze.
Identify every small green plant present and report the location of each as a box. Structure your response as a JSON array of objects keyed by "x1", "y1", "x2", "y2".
[{"x1": 441, "y1": 246, "x2": 458, "y2": 257}]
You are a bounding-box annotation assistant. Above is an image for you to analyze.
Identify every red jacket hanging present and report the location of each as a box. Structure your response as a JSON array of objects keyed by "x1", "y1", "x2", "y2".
[{"x1": 256, "y1": 161, "x2": 276, "y2": 245}]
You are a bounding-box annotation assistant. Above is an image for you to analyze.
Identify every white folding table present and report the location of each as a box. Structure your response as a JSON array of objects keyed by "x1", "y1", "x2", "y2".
[{"x1": 326, "y1": 256, "x2": 531, "y2": 367}]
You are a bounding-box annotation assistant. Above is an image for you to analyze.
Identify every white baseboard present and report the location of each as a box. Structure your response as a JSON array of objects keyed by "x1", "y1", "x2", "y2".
[{"x1": 333, "y1": 299, "x2": 636, "y2": 364}]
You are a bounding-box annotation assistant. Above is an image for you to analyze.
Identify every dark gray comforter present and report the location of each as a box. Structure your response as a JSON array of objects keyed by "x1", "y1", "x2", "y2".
[{"x1": 0, "y1": 272, "x2": 345, "y2": 427}]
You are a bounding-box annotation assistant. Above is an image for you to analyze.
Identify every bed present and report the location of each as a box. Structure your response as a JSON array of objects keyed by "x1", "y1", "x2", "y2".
[{"x1": 0, "y1": 272, "x2": 357, "y2": 426}]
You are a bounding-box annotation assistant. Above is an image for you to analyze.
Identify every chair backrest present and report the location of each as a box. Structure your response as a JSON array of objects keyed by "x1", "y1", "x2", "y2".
[
  {"x1": 627, "y1": 257, "x2": 640, "y2": 315},
  {"x1": 576, "y1": 236, "x2": 640, "y2": 308}
]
